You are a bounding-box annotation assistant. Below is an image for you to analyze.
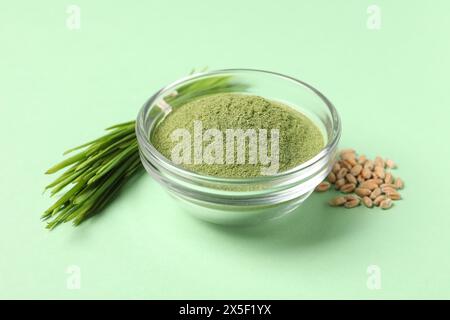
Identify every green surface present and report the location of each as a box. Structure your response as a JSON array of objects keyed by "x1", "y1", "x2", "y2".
[{"x1": 1, "y1": 0, "x2": 449, "y2": 299}]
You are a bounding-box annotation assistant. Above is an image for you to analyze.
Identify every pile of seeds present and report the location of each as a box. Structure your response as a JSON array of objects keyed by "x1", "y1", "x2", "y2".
[{"x1": 315, "y1": 149, "x2": 404, "y2": 209}]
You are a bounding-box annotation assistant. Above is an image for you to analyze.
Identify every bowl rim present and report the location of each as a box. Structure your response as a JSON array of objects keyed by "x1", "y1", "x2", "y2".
[{"x1": 136, "y1": 68, "x2": 341, "y2": 184}]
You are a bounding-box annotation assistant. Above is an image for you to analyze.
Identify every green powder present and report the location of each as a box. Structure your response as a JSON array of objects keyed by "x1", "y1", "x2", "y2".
[{"x1": 151, "y1": 93, "x2": 324, "y2": 178}]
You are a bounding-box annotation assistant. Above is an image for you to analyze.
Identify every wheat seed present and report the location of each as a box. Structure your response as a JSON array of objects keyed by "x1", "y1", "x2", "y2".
[
  {"x1": 345, "y1": 197, "x2": 360, "y2": 208},
  {"x1": 358, "y1": 154, "x2": 367, "y2": 164},
  {"x1": 327, "y1": 172, "x2": 336, "y2": 183},
  {"x1": 364, "y1": 160, "x2": 374, "y2": 170},
  {"x1": 374, "y1": 166, "x2": 385, "y2": 179},
  {"x1": 380, "y1": 198, "x2": 393, "y2": 209},
  {"x1": 340, "y1": 149, "x2": 355, "y2": 156},
  {"x1": 380, "y1": 183, "x2": 397, "y2": 189},
  {"x1": 329, "y1": 196, "x2": 346, "y2": 206},
  {"x1": 374, "y1": 156, "x2": 385, "y2": 168},
  {"x1": 386, "y1": 159, "x2": 396, "y2": 169},
  {"x1": 335, "y1": 178, "x2": 345, "y2": 189},
  {"x1": 385, "y1": 172, "x2": 393, "y2": 184},
  {"x1": 360, "y1": 180, "x2": 378, "y2": 190},
  {"x1": 395, "y1": 177, "x2": 404, "y2": 189},
  {"x1": 374, "y1": 195, "x2": 386, "y2": 206},
  {"x1": 385, "y1": 191, "x2": 401, "y2": 200},
  {"x1": 340, "y1": 183, "x2": 356, "y2": 193},
  {"x1": 332, "y1": 163, "x2": 341, "y2": 173},
  {"x1": 370, "y1": 187, "x2": 381, "y2": 200},
  {"x1": 362, "y1": 196, "x2": 373, "y2": 208},
  {"x1": 315, "y1": 181, "x2": 331, "y2": 192},
  {"x1": 337, "y1": 168, "x2": 348, "y2": 179},
  {"x1": 346, "y1": 174, "x2": 357, "y2": 184},
  {"x1": 362, "y1": 168, "x2": 372, "y2": 179},
  {"x1": 351, "y1": 164, "x2": 362, "y2": 176},
  {"x1": 357, "y1": 175, "x2": 365, "y2": 184},
  {"x1": 355, "y1": 187, "x2": 371, "y2": 197},
  {"x1": 381, "y1": 186, "x2": 397, "y2": 194},
  {"x1": 341, "y1": 160, "x2": 353, "y2": 170}
]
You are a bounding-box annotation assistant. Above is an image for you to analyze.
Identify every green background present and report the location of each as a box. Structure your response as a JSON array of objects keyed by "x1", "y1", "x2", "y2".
[{"x1": 1, "y1": 0, "x2": 449, "y2": 299}]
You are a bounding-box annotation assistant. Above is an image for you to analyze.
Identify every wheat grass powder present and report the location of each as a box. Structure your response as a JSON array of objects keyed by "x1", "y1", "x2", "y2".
[{"x1": 151, "y1": 93, "x2": 324, "y2": 178}]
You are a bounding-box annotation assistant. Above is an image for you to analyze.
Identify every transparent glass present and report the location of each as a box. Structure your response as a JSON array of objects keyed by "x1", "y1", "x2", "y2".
[{"x1": 136, "y1": 69, "x2": 341, "y2": 225}]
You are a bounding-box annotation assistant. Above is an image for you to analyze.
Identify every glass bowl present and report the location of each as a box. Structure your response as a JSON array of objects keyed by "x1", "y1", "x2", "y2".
[{"x1": 136, "y1": 69, "x2": 341, "y2": 225}]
